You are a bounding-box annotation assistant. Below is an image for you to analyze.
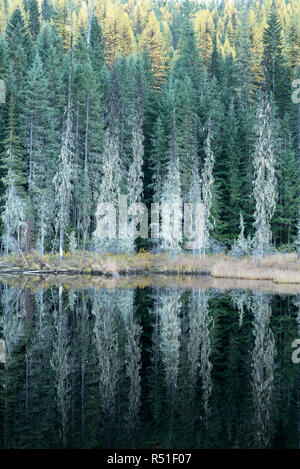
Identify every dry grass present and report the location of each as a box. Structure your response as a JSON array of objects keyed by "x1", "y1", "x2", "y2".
[
  {"x1": 211, "y1": 253, "x2": 300, "y2": 284},
  {"x1": 1, "y1": 250, "x2": 300, "y2": 285}
]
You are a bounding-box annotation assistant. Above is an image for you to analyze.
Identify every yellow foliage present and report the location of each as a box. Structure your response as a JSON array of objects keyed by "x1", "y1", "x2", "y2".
[
  {"x1": 194, "y1": 9, "x2": 215, "y2": 66},
  {"x1": 103, "y1": 5, "x2": 136, "y2": 65},
  {"x1": 140, "y1": 10, "x2": 167, "y2": 90}
]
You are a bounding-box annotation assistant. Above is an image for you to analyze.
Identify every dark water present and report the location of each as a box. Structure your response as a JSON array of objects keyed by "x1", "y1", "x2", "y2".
[{"x1": 0, "y1": 279, "x2": 299, "y2": 449}]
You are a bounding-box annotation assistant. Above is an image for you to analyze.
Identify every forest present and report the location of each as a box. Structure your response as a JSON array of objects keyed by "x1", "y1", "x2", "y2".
[{"x1": 0, "y1": 0, "x2": 299, "y2": 262}]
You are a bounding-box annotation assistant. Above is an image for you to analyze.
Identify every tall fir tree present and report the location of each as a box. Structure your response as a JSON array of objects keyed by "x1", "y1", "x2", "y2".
[
  {"x1": 263, "y1": 4, "x2": 290, "y2": 115},
  {"x1": 1, "y1": 97, "x2": 27, "y2": 255},
  {"x1": 252, "y1": 90, "x2": 277, "y2": 257},
  {"x1": 160, "y1": 110, "x2": 182, "y2": 253}
]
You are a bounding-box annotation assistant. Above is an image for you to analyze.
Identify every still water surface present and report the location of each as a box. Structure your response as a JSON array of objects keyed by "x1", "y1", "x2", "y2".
[{"x1": 0, "y1": 276, "x2": 299, "y2": 449}]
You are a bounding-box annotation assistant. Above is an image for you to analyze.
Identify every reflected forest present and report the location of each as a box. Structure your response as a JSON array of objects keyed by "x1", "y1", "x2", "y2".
[{"x1": 0, "y1": 281, "x2": 299, "y2": 449}]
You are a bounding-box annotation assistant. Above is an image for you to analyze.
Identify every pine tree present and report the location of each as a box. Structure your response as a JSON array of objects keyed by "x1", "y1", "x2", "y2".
[
  {"x1": 252, "y1": 90, "x2": 277, "y2": 257},
  {"x1": 28, "y1": 0, "x2": 40, "y2": 42},
  {"x1": 54, "y1": 0, "x2": 74, "y2": 259},
  {"x1": 6, "y1": 7, "x2": 33, "y2": 114},
  {"x1": 1, "y1": 97, "x2": 27, "y2": 255},
  {"x1": 37, "y1": 22, "x2": 65, "y2": 132},
  {"x1": 272, "y1": 113, "x2": 299, "y2": 247},
  {"x1": 54, "y1": 108, "x2": 74, "y2": 258},
  {"x1": 176, "y1": 75, "x2": 198, "y2": 198},
  {"x1": 201, "y1": 119, "x2": 215, "y2": 254},
  {"x1": 223, "y1": 100, "x2": 245, "y2": 240},
  {"x1": 22, "y1": 52, "x2": 54, "y2": 186},
  {"x1": 186, "y1": 128, "x2": 204, "y2": 255},
  {"x1": 149, "y1": 116, "x2": 166, "y2": 204},
  {"x1": 22, "y1": 51, "x2": 57, "y2": 255},
  {"x1": 174, "y1": 0, "x2": 203, "y2": 93},
  {"x1": 263, "y1": 5, "x2": 290, "y2": 114},
  {"x1": 230, "y1": 212, "x2": 251, "y2": 256},
  {"x1": 160, "y1": 110, "x2": 182, "y2": 253},
  {"x1": 234, "y1": 10, "x2": 257, "y2": 106},
  {"x1": 93, "y1": 69, "x2": 122, "y2": 254},
  {"x1": 126, "y1": 81, "x2": 144, "y2": 252},
  {"x1": 140, "y1": 11, "x2": 167, "y2": 90},
  {"x1": 113, "y1": 56, "x2": 136, "y2": 174},
  {"x1": 72, "y1": 32, "x2": 104, "y2": 250},
  {"x1": 41, "y1": 0, "x2": 55, "y2": 22},
  {"x1": 89, "y1": 15, "x2": 105, "y2": 75}
]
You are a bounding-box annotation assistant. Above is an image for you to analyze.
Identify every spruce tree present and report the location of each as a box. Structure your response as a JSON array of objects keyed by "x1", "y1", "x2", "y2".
[
  {"x1": 6, "y1": 7, "x2": 33, "y2": 115},
  {"x1": 28, "y1": 0, "x2": 40, "y2": 42},
  {"x1": 186, "y1": 127, "x2": 204, "y2": 256},
  {"x1": 272, "y1": 113, "x2": 299, "y2": 247},
  {"x1": 149, "y1": 116, "x2": 166, "y2": 204},
  {"x1": 201, "y1": 119, "x2": 215, "y2": 254},
  {"x1": 93, "y1": 69, "x2": 122, "y2": 255},
  {"x1": 22, "y1": 51, "x2": 57, "y2": 255},
  {"x1": 160, "y1": 110, "x2": 182, "y2": 253},
  {"x1": 263, "y1": 5, "x2": 290, "y2": 115},
  {"x1": 176, "y1": 75, "x2": 198, "y2": 198},
  {"x1": 126, "y1": 84, "x2": 144, "y2": 252},
  {"x1": 174, "y1": 0, "x2": 203, "y2": 94},
  {"x1": 54, "y1": 0, "x2": 74, "y2": 259},
  {"x1": 252, "y1": 90, "x2": 277, "y2": 257},
  {"x1": 1, "y1": 97, "x2": 27, "y2": 255}
]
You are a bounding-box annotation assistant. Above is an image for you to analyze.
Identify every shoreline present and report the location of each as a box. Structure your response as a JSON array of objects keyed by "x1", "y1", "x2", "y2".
[{"x1": 1, "y1": 251, "x2": 300, "y2": 285}]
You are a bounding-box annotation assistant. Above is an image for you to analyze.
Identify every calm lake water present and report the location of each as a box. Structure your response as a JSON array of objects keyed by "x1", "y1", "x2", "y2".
[{"x1": 0, "y1": 276, "x2": 299, "y2": 449}]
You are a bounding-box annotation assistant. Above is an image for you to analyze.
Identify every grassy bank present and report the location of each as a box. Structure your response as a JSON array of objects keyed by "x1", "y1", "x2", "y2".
[{"x1": 1, "y1": 250, "x2": 300, "y2": 285}]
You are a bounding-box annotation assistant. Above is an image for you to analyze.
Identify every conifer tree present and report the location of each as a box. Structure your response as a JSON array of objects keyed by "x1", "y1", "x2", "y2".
[
  {"x1": 37, "y1": 22, "x2": 65, "y2": 124},
  {"x1": 176, "y1": 75, "x2": 198, "y2": 198},
  {"x1": 54, "y1": 0, "x2": 74, "y2": 259},
  {"x1": 93, "y1": 69, "x2": 122, "y2": 254},
  {"x1": 89, "y1": 15, "x2": 105, "y2": 76},
  {"x1": 41, "y1": 0, "x2": 55, "y2": 22},
  {"x1": 28, "y1": 0, "x2": 40, "y2": 41},
  {"x1": 224, "y1": 101, "x2": 245, "y2": 239},
  {"x1": 149, "y1": 116, "x2": 166, "y2": 204},
  {"x1": 272, "y1": 113, "x2": 299, "y2": 246},
  {"x1": 174, "y1": 0, "x2": 203, "y2": 93},
  {"x1": 140, "y1": 11, "x2": 167, "y2": 90},
  {"x1": 263, "y1": 5, "x2": 290, "y2": 114},
  {"x1": 235, "y1": 10, "x2": 257, "y2": 106},
  {"x1": 201, "y1": 119, "x2": 215, "y2": 254},
  {"x1": 252, "y1": 90, "x2": 277, "y2": 257},
  {"x1": 22, "y1": 52, "x2": 57, "y2": 255},
  {"x1": 160, "y1": 110, "x2": 182, "y2": 253},
  {"x1": 1, "y1": 97, "x2": 27, "y2": 255},
  {"x1": 126, "y1": 80, "x2": 144, "y2": 252},
  {"x1": 6, "y1": 7, "x2": 33, "y2": 114},
  {"x1": 230, "y1": 212, "x2": 251, "y2": 256},
  {"x1": 186, "y1": 127, "x2": 204, "y2": 255}
]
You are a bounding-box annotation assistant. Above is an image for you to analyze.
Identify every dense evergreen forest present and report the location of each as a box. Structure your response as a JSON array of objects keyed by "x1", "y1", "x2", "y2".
[{"x1": 0, "y1": 0, "x2": 299, "y2": 258}]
